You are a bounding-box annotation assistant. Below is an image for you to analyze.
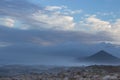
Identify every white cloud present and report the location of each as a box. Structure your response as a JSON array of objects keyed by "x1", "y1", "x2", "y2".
[
  {"x1": 86, "y1": 15, "x2": 111, "y2": 31},
  {"x1": 6, "y1": 5, "x2": 80, "y2": 30},
  {"x1": 45, "y1": 6, "x2": 65, "y2": 11},
  {"x1": 31, "y1": 10, "x2": 75, "y2": 30},
  {"x1": 45, "y1": 5, "x2": 82, "y2": 15},
  {"x1": 110, "y1": 19, "x2": 120, "y2": 42},
  {"x1": 96, "y1": 12, "x2": 114, "y2": 16},
  {"x1": 77, "y1": 15, "x2": 120, "y2": 44},
  {"x1": 63, "y1": 9, "x2": 82, "y2": 15},
  {"x1": 0, "y1": 18, "x2": 15, "y2": 28}
]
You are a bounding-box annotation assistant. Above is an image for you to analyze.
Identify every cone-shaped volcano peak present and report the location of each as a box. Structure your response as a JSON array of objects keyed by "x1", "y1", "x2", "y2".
[
  {"x1": 92, "y1": 50, "x2": 116, "y2": 58},
  {"x1": 82, "y1": 50, "x2": 120, "y2": 65}
]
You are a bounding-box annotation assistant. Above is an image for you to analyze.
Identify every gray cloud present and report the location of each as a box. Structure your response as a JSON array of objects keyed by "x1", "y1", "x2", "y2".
[
  {"x1": 0, "y1": 25, "x2": 113, "y2": 45},
  {"x1": 0, "y1": 26, "x2": 119, "y2": 65}
]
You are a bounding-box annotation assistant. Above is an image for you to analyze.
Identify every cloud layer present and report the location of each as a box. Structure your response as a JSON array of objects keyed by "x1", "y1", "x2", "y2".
[
  {"x1": 0, "y1": 25, "x2": 120, "y2": 65},
  {"x1": 0, "y1": 0, "x2": 120, "y2": 65}
]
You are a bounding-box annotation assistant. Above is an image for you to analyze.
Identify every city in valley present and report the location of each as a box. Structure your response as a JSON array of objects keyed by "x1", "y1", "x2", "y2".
[{"x1": 0, "y1": 65, "x2": 120, "y2": 80}]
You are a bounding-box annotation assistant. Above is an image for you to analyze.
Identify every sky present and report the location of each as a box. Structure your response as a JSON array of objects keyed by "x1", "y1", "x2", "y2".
[{"x1": 0, "y1": 0, "x2": 120, "y2": 66}]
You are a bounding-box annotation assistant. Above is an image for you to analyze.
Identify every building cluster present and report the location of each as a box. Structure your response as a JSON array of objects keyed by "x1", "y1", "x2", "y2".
[{"x1": 0, "y1": 66, "x2": 120, "y2": 80}]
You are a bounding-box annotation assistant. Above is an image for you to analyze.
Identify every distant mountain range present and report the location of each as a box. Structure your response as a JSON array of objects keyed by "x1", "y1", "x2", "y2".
[{"x1": 79, "y1": 50, "x2": 120, "y2": 65}]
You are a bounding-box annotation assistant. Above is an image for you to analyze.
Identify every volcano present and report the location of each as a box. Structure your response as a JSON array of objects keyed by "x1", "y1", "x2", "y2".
[{"x1": 81, "y1": 50, "x2": 120, "y2": 65}]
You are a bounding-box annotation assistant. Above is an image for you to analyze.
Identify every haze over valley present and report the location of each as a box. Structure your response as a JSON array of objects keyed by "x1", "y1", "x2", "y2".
[{"x1": 0, "y1": 0, "x2": 120, "y2": 79}]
